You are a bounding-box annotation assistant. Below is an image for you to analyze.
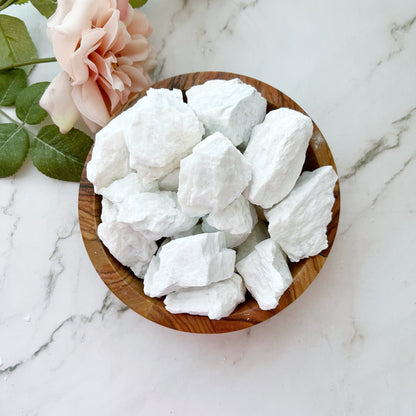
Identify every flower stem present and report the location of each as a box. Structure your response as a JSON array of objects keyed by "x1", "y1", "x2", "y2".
[{"x1": 0, "y1": 57, "x2": 57, "y2": 71}]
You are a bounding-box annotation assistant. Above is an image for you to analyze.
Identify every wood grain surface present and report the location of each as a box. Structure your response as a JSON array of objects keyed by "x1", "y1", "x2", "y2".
[{"x1": 78, "y1": 71, "x2": 341, "y2": 334}]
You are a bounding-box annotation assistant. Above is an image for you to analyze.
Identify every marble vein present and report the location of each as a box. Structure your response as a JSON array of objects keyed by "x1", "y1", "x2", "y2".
[
  {"x1": 0, "y1": 291, "x2": 127, "y2": 376},
  {"x1": 341, "y1": 107, "x2": 416, "y2": 180},
  {"x1": 375, "y1": 14, "x2": 416, "y2": 68},
  {"x1": 219, "y1": 0, "x2": 259, "y2": 36}
]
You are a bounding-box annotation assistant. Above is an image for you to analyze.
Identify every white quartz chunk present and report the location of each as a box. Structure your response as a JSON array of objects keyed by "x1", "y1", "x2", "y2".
[
  {"x1": 100, "y1": 172, "x2": 158, "y2": 201},
  {"x1": 173, "y1": 223, "x2": 203, "y2": 239},
  {"x1": 116, "y1": 191, "x2": 198, "y2": 240},
  {"x1": 159, "y1": 168, "x2": 180, "y2": 192},
  {"x1": 236, "y1": 220, "x2": 269, "y2": 262},
  {"x1": 86, "y1": 113, "x2": 131, "y2": 193},
  {"x1": 178, "y1": 132, "x2": 252, "y2": 216},
  {"x1": 265, "y1": 165, "x2": 338, "y2": 262},
  {"x1": 236, "y1": 238, "x2": 292, "y2": 310},
  {"x1": 144, "y1": 232, "x2": 236, "y2": 297},
  {"x1": 97, "y1": 221, "x2": 157, "y2": 273},
  {"x1": 186, "y1": 78, "x2": 267, "y2": 146},
  {"x1": 124, "y1": 88, "x2": 204, "y2": 180},
  {"x1": 164, "y1": 273, "x2": 246, "y2": 320},
  {"x1": 244, "y1": 108, "x2": 314, "y2": 208},
  {"x1": 100, "y1": 197, "x2": 118, "y2": 224},
  {"x1": 205, "y1": 195, "x2": 258, "y2": 248}
]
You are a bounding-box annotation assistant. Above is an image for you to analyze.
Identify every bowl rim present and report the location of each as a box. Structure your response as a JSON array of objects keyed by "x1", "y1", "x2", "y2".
[{"x1": 78, "y1": 71, "x2": 340, "y2": 334}]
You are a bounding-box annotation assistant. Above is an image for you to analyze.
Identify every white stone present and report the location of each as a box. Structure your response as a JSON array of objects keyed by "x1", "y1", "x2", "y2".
[
  {"x1": 244, "y1": 107, "x2": 314, "y2": 208},
  {"x1": 100, "y1": 172, "x2": 158, "y2": 201},
  {"x1": 205, "y1": 195, "x2": 258, "y2": 248},
  {"x1": 173, "y1": 223, "x2": 203, "y2": 239},
  {"x1": 86, "y1": 112, "x2": 131, "y2": 193},
  {"x1": 129, "y1": 260, "x2": 149, "y2": 279},
  {"x1": 236, "y1": 238, "x2": 292, "y2": 310},
  {"x1": 236, "y1": 220, "x2": 269, "y2": 262},
  {"x1": 116, "y1": 191, "x2": 198, "y2": 240},
  {"x1": 146, "y1": 87, "x2": 183, "y2": 103},
  {"x1": 97, "y1": 221, "x2": 157, "y2": 269},
  {"x1": 164, "y1": 273, "x2": 246, "y2": 320},
  {"x1": 124, "y1": 88, "x2": 204, "y2": 180},
  {"x1": 159, "y1": 168, "x2": 180, "y2": 191},
  {"x1": 100, "y1": 197, "x2": 118, "y2": 224},
  {"x1": 178, "y1": 132, "x2": 252, "y2": 216},
  {"x1": 265, "y1": 165, "x2": 338, "y2": 262},
  {"x1": 186, "y1": 78, "x2": 267, "y2": 146},
  {"x1": 144, "y1": 232, "x2": 236, "y2": 297}
]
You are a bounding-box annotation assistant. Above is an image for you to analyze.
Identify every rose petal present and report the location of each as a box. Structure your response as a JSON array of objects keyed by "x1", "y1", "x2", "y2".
[
  {"x1": 72, "y1": 79, "x2": 110, "y2": 128},
  {"x1": 120, "y1": 65, "x2": 151, "y2": 93},
  {"x1": 39, "y1": 72, "x2": 80, "y2": 134},
  {"x1": 120, "y1": 35, "x2": 151, "y2": 62},
  {"x1": 125, "y1": 9, "x2": 153, "y2": 37},
  {"x1": 117, "y1": 0, "x2": 129, "y2": 21}
]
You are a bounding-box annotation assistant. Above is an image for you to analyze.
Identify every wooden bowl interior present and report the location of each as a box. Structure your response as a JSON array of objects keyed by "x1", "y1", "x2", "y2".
[{"x1": 78, "y1": 71, "x2": 340, "y2": 333}]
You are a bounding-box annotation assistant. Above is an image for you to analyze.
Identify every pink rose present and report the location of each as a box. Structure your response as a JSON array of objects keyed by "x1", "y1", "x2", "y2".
[{"x1": 40, "y1": 0, "x2": 156, "y2": 133}]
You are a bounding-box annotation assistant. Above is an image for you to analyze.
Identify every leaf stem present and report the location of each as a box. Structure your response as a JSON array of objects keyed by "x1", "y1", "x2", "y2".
[
  {"x1": 0, "y1": 57, "x2": 57, "y2": 71},
  {"x1": 0, "y1": 0, "x2": 19, "y2": 12},
  {"x1": 0, "y1": 108, "x2": 18, "y2": 124}
]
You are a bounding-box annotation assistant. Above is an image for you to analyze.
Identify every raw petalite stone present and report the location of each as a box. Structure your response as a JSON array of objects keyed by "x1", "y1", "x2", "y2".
[
  {"x1": 100, "y1": 197, "x2": 118, "y2": 224},
  {"x1": 172, "y1": 223, "x2": 203, "y2": 239},
  {"x1": 265, "y1": 165, "x2": 338, "y2": 262},
  {"x1": 86, "y1": 110, "x2": 132, "y2": 193},
  {"x1": 97, "y1": 222, "x2": 157, "y2": 277},
  {"x1": 204, "y1": 196, "x2": 258, "y2": 248},
  {"x1": 186, "y1": 78, "x2": 266, "y2": 146},
  {"x1": 236, "y1": 220, "x2": 269, "y2": 262},
  {"x1": 244, "y1": 108, "x2": 313, "y2": 208},
  {"x1": 236, "y1": 238, "x2": 292, "y2": 310},
  {"x1": 100, "y1": 172, "x2": 158, "y2": 201},
  {"x1": 124, "y1": 88, "x2": 204, "y2": 180},
  {"x1": 164, "y1": 273, "x2": 246, "y2": 320},
  {"x1": 159, "y1": 168, "x2": 180, "y2": 192},
  {"x1": 144, "y1": 232, "x2": 236, "y2": 297},
  {"x1": 116, "y1": 191, "x2": 198, "y2": 240},
  {"x1": 178, "y1": 132, "x2": 252, "y2": 216}
]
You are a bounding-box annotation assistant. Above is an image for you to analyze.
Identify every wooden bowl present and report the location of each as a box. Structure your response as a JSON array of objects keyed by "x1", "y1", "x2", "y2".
[{"x1": 78, "y1": 71, "x2": 340, "y2": 334}]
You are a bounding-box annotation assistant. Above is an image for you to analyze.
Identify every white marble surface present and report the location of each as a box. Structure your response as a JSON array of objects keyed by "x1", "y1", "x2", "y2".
[{"x1": 1, "y1": 1, "x2": 416, "y2": 414}]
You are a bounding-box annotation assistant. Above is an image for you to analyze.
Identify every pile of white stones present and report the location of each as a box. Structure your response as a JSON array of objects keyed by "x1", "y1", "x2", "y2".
[{"x1": 87, "y1": 79, "x2": 338, "y2": 320}]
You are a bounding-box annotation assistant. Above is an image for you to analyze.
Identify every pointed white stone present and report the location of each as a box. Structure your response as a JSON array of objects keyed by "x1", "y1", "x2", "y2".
[
  {"x1": 86, "y1": 114, "x2": 131, "y2": 193},
  {"x1": 164, "y1": 273, "x2": 246, "y2": 320},
  {"x1": 265, "y1": 165, "x2": 338, "y2": 262},
  {"x1": 236, "y1": 220, "x2": 269, "y2": 262},
  {"x1": 178, "y1": 132, "x2": 252, "y2": 216},
  {"x1": 100, "y1": 197, "x2": 118, "y2": 224},
  {"x1": 116, "y1": 191, "x2": 198, "y2": 240},
  {"x1": 186, "y1": 78, "x2": 266, "y2": 146},
  {"x1": 244, "y1": 108, "x2": 313, "y2": 208},
  {"x1": 205, "y1": 195, "x2": 258, "y2": 248},
  {"x1": 144, "y1": 232, "x2": 236, "y2": 297},
  {"x1": 100, "y1": 172, "x2": 158, "y2": 201},
  {"x1": 236, "y1": 238, "x2": 292, "y2": 310},
  {"x1": 97, "y1": 221, "x2": 157, "y2": 270},
  {"x1": 124, "y1": 88, "x2": 204, "y2": 180}
]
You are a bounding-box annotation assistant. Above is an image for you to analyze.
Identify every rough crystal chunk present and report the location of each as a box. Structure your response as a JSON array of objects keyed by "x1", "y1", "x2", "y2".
[
  {"x1": 204, "y1": 195, "x2": 258, "y2": 248},
  {"x1": 178, "y1": 132, "x2": 252, "y2": 216},
  {"x1": 86, "y1": 112, "x2": 131, "y2": 193},
  {"x1": 236, "y1": 238, "x2": 292, "y2": 310},
  {"x1": 186, "y1": 78, "x2": 266, "y2": 146},
  {"x1": 265, "y1": 165, "x2": 338, "y2": 262},
  {"x1": 236, "y1": 220, "x2": 269, "y2": 262},
  {"x1": 159, "y1": 168, "x2": 180, "y2": 192},
  {"x1": 244, "y1": 108, "x2": 313, "y2": 208},
  {"x1": 116, "y1": 191, "x2": 198, "y2": 240},
  {"x1": 144, "y1": 232, "x2": 236, "y2": 297},
  {"x1": 164, "y1": 273, "x2": 246, "y2": 320},
  {"x1": 124, "y1": 88, "x2": 204, "y2": 180},
  {"x1": 97, "y1": 222, "x2": 157, "y2": 276}
]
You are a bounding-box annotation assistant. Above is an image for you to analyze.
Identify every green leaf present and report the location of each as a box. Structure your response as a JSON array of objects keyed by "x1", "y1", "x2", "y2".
[
  {"x1": 0, "y1": 123, "x2": 29, "y2": 177},
  {"x1": 16, "y1": 0, "x2": 30, "y2": 4},
  {"x1": 0, "y1": 69, "x2": 27, "y2": 106},
  {"x1": 30, "y1": 0, "x2": 57, "y2": 18},
  {"x1": 30, "y1": 125, "x2": 93, "y2": 182},
  {"x1": 15, "y1": 82, "x2": 49, "y2": 125},
  {"x1": 129, "y1": 0, "x2": 148, "y2": 8},
  {"x1": 0, "y1": 15, "x2": 38, "y2": 74}
]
